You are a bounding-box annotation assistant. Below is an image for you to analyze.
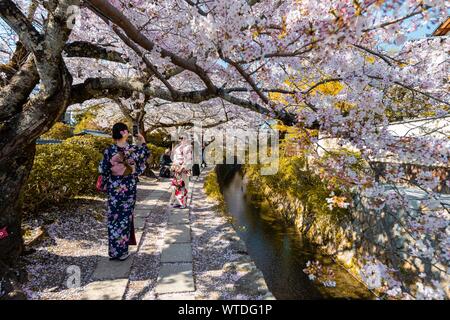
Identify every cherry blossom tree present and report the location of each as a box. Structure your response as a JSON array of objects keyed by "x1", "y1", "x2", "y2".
[{"x1": 0, "y1": 0, "x2": 448, "y2": 298}]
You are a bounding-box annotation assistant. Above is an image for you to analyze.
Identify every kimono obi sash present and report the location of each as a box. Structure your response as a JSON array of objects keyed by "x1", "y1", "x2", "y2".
[{"x1": 111, "y1": 151, "x2": 135, "y2": 176}]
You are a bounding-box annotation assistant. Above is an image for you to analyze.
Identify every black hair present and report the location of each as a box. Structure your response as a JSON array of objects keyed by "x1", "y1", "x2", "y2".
[{"x1": 112, "y1": 122, "x2": 129, "y2": 140}]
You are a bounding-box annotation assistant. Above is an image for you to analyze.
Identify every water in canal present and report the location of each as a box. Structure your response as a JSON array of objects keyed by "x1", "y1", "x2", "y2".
[{"x1": 220, "y1": 169, "x2": 375, "y2": 300}]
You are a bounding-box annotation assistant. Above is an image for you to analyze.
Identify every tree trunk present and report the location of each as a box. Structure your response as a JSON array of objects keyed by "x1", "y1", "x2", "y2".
[
  {"x1": 139, "y1": 119, "x2": 145, "y2": 137},
  {"x1": 0, "y1": 63, "x2": 72, "y2": 298},
  {"x1": 0, "y1": 142, "x2": 36, "y2": 285}
]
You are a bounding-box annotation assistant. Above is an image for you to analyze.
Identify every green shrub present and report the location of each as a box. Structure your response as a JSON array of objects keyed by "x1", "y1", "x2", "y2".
[
  {"x1": 22, "y1": 142, "x2": 102, "y2": 213},
  {"x1": 244, "y1": 154, "x2": 350, "y2": 225},
  {"x1": 204, "y1": 170, "x2": 223, "y2": 202},
  {"x1": 147, "y1": 143, "x2": 166, "y2": 168},
  {"x1": 73, "y1": 109, "x2": 103, "y2": 134},
  {"x1": 64, "y1": 135, "x2": 112, "y2": 154},
  {"x1": 146, "y1": 129, "x2": 172, "y2": 148},
  {"x1": 41, "y1": 122, "x2": 73, "y2": 140}
]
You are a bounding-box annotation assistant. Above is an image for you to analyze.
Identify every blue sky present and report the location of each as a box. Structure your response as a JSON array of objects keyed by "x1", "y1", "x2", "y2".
[
  {"x1": 377, "y1": 2, "x2": 449, "y2": 52},
  {"x1": 379, "y1": 18, "x2": 443, "y2": 52},
  {"x1": 410, "y1": 20, "x2": 441, "y2": 38}
]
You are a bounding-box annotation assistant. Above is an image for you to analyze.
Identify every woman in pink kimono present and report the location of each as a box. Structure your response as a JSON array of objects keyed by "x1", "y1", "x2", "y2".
[{"x1": 169, "y1": 134, "x2": 192, "y2": 208}]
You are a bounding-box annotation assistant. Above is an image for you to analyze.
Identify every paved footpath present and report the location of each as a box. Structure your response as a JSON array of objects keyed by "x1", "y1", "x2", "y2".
[
  {"x1": 78, "y1": 169, "x2": 274, "y2": 300},
  {"x1": 78, "y1": 176, "x2": 171, "y2": 300},
  {"x1": 153, "y1": 174, "x2": 196, "y2": 299}
]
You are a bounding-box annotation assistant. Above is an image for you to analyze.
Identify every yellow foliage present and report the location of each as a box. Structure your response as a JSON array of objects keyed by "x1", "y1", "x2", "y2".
[
  {"x1": 274, "y1": 124, "x2": 305, "y2": 139},
  {"x1": 74, "y1": 110, "x2": 102, "y2": 134},
  {"x1": 284, "y1": 79, "x2": 310, "y2": 91},
  {"x1": 313, "y1": 81, "x2": 344, "y2": 96},
  {"x1": 204, "y1": 170, "x2": 224, "y2": 202},
  {"x1": 284, "y1": 78, "x2": 344, "y2": 96},
  {"x1": 268, "y1": 92, "x2": 289, "y2": 105},
  {"x1": 41, "y1": 122, "x2": 73, "y2": 140},
  {"x1": 243, "y1": 153, "x2": 349, "y2": 224},
  {"x1": 65, "y1": 135, "x2": 112, "y2": 153},
  {"x1": 147, "y1": 144, "x2": 166, "y2": 168},
  {"x1": 335, "y1": 101, "x2": 356, "y2": 112},
  {"x1": 365, "y1": 56, "x2": 376, "y2": 64},
  {"x1": 353, "y1": 0, "x2": 362, "y2": 16},
  {"x1": 278, "y1": 16, "x2": 287, "y2": 39},
  {"x1": 273, "y1": 123, "x2": 291, "y2": 132},
  {"x1": 269, "y1": 76, "x2": 345, "y2": 113},
  {"x1": 23, "y1": 140, "x2": 103, "y2": 213},
  {"x1": 146, "y1": 129, "x2": 172, "y2": 148}
]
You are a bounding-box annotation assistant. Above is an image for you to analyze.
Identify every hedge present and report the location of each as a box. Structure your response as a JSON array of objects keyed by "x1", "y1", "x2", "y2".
[
  {"x1": 64, "y1": 135, "x2": 112, "y2": 154},
  {"x1": 147, "y1": 144, "x2": 166, "y2": 168},
  {"x1": 22, "y1": 141, "x2": 103, "y2": 213},
  {"x1": 40, "y1": 122, "x2": 73, "y2": 140},
  {"x1": 146, "y1": 129, "x2": 172, "y2": 148}
]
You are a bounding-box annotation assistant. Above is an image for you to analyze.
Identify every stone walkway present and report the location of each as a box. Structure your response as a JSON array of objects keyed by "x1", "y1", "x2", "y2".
[
  {"x1": 78, "y1": 169, "x2": 274, "y2": 300},
  {"x1": 78, "y1": 178, "x2": 171, "y2": 300},
  {"x1": 153, "y1": 177, "x2": 196, "y2": 299}
]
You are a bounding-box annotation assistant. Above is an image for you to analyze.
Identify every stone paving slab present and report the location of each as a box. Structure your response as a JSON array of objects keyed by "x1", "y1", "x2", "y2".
[
  {"x1": 161, "y1": 243, "x2": 193, "y2": 263},
  {"x1": 148, "y1": 190, "x2": 167, "y2": 197},
  {"x1": 83, "y1": 178, "x2": 173, "y2": 301},
  {"x1": 135, "y1": 200, "x2": 156, "y2": 207},
  {"x1": 143, "y1": 193, "x2": 165, "y2": 202},
  {"x1": 134, "y1": 216, "x2": 146, "y2": 230},
  {"x1": 164, "y1": 224, "x2": 191, "y2": 243},
  {"x1": 130, "y1": 231, "x2": 143, "y2": 253},
  {"x1": 83, "y1": 170, "x2": 274, "y2": 300},
  {"x1": 168, "y1": 210, "x2": 190, "y2": 225},
  {"x1": 134, "y1": 208, "x2": 150, "y2": 218},
  {"x1": 158, "y1": 293, "x2": 196, "y2": 300},
  {"x1": 79, "y1": 279, "x2": 128, "y2": 300},
  {"x1": 91, "y1": 256, "x2": 134, "y2": 281},
  {"x1": 155, "y1": 263, "x2": 195, "y2": 294},
  {"x1": 135, "y1": 198, "x2": 162, "y2": 208},
  {"x1": 171, "y1": 207, "x2": 190, "y2": 214},
  {"x1": 223, "y1": 258, "x2": 273, "y2": 298},
  {"x1": 135, "y1": 203, "x2": 156, "y2": 210}
]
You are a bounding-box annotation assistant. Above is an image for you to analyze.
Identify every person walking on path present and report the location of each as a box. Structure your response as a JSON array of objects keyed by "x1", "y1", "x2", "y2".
[
  {"x1": 159, "y1": 148, "x2": 172, "y2": 178},
  {"x1": 169, "y1": 133, "x2": 192, "y2": 207},
  {"x1": 99, "y1": 122, "x2": 150, "y2": 261},
  {"x1": 201, "y1": 136, "x2": 215, "y2": 168}
]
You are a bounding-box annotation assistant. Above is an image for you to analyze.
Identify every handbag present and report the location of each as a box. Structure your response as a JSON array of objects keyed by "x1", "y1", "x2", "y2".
[
  {"x1": 192, "y1": 163, "x2": 200, "y2": 177},
  {"x1": 96, "y1": 175, "x2": 106, "y2": 192},
  {"x1": 129, "y1": 217, "x2": 137, "y2": 246}
]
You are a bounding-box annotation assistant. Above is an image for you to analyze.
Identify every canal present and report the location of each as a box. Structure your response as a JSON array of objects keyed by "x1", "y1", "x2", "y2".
[{"x1": 218, "y1": 167, "x2": 374, "y2": 300}]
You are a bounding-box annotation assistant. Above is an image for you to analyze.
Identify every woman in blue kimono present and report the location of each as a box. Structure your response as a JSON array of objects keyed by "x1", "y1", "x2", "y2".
[{"x1": 99, "y1": 122, "x2": 150, "y2": 261}]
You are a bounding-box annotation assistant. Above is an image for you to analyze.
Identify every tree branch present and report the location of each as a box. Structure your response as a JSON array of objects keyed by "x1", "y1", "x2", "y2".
[
  {"x1": 0, "y1": 56, "x2": 38, "y2": 120},
  {"x1": 362, "y1": 6, "x2": 431, "y2": 33},
  {"x1": 64, "y1": 41, "x2": 127, "y2": 63},
  {"x1": 111, "y1": 25, "x2": 177, "y2": 98},
  {"x1": 86, "y1": 0, "x2": 217, "y2": 93},
  {"x1": 219, "y1": 50, "x2": 269, "y2": 104}
]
